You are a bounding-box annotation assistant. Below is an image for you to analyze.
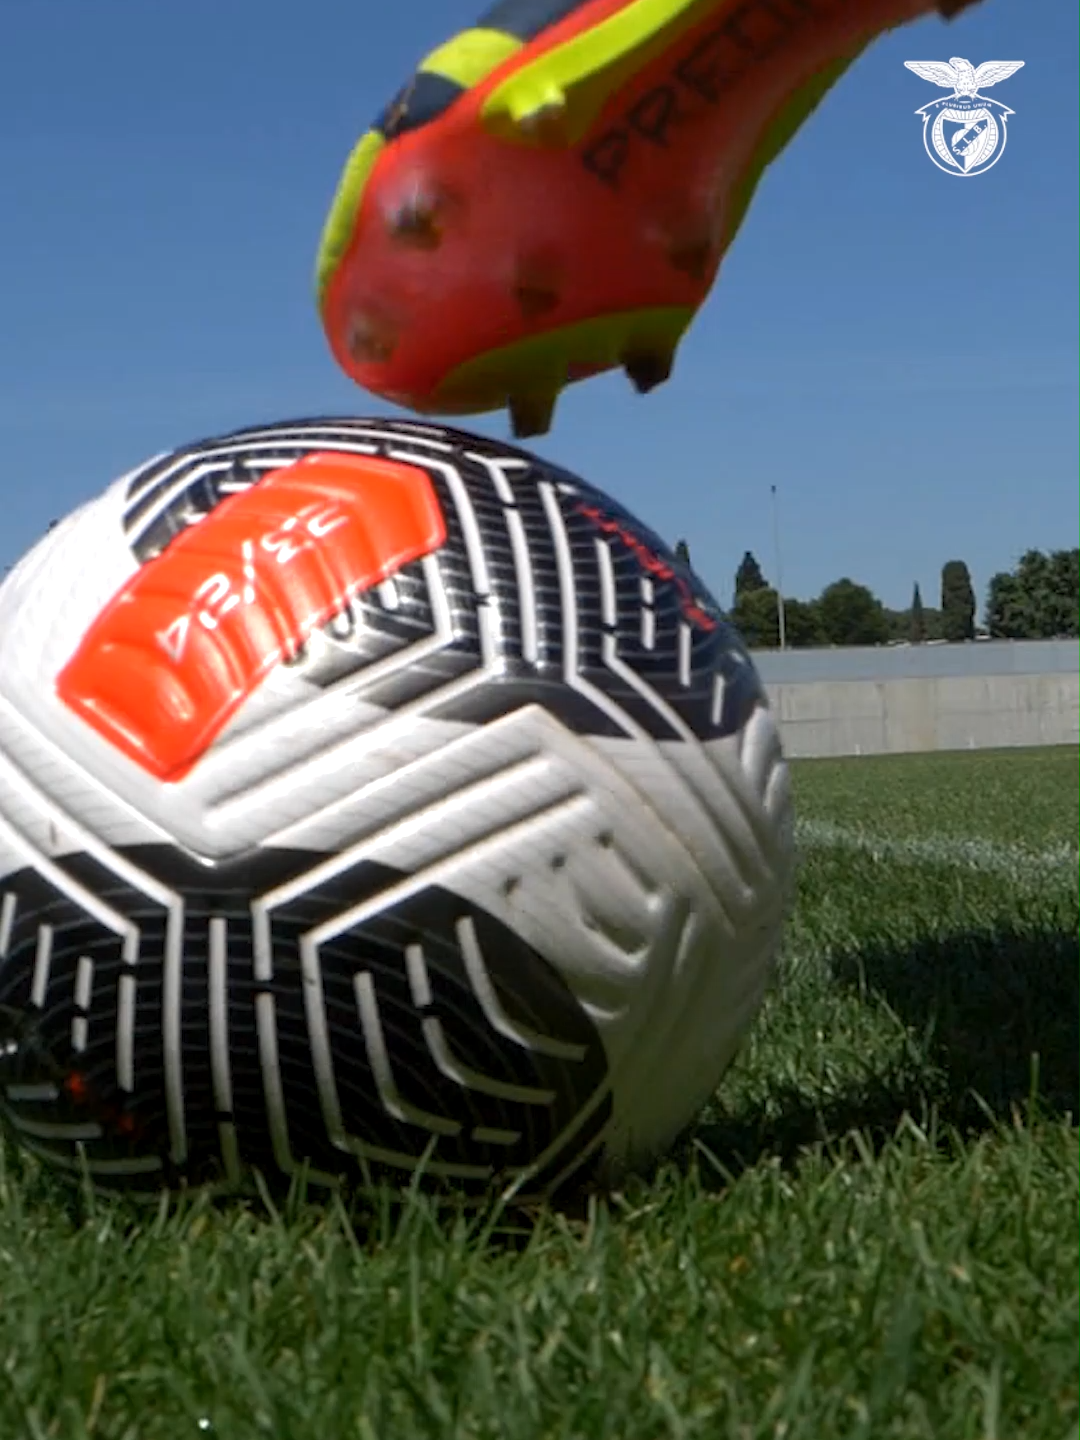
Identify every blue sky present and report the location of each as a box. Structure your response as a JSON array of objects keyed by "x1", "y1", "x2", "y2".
[{"x1": 1, "y1": 1, "x2": 1075, "y2": 613}]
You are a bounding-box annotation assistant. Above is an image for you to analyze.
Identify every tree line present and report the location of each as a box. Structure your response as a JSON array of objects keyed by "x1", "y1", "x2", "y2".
[
  {"x1": 672, "y1": 541, "x2": 1079, "y2": 649},
  {"x1": 6, "y1": 526, "x2": 1074, "y2": 651}
]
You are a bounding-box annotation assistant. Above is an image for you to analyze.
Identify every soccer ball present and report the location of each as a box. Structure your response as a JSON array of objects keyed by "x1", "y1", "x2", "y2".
[{"x1": 0, "y1": 419, "x2": 793, "y2": 1197}]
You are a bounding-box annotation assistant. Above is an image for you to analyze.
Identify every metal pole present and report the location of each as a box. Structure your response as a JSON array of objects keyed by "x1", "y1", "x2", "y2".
[{"x1": 771, "y1": 484, "x2": 787, "y2": 650}]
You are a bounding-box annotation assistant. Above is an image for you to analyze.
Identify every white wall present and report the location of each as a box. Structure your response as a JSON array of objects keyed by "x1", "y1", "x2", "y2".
[
  {"x1": 765, "y1": 672, "x2": 1079, "y2": 758},
  {"x1": 751, "y1": 641, "x2": 1079, "y2": 758}
]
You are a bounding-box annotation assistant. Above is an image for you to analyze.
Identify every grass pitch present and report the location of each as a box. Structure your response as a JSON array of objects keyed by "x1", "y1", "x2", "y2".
[{"x1": 1, "y1": 747, "x2": 1076, "y2": 1440}]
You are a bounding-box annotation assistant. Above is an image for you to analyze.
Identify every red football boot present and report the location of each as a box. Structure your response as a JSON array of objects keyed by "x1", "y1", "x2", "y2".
[{"x1": 316, "y1": 0, "x2": 985, "y2": 437}]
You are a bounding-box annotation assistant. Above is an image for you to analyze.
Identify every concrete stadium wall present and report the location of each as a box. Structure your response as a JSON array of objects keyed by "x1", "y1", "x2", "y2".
[{"x1": 750, "y1": 640, "x2": 1079, "y2": 759}]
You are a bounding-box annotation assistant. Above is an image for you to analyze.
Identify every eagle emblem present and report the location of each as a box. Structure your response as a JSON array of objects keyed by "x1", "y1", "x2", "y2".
[{"x1": 904, "y1": 58, "x2": 1024, "y2": 176}]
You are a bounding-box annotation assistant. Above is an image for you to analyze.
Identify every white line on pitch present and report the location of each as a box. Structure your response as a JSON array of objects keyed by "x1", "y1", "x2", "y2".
[{"x1": 795, "y1": 818, "x2": 1078, "y2": 883}]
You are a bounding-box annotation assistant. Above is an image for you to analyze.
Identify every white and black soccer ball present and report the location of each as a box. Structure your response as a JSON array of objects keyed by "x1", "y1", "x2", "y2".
[{"x1": 0, "y1": 419, "x2": 793, "y2": 1197}]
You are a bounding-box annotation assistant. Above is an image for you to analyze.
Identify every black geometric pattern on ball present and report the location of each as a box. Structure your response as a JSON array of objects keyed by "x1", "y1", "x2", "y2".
[
  {"x1": 0, "y1": 845, "x2": 610, "y2": 1194},
  {"x1": 119, "y1": 418, "x2": 763, "y2": 745}
]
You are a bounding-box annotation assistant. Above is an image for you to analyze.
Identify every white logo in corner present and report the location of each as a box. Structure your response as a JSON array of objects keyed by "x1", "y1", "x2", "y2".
[{"x1": 904, "y1": 57, "x2": 1024, "y2": 177}]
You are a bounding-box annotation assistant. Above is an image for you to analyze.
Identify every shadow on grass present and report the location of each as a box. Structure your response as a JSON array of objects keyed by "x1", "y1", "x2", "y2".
[
  {"x1": 5, "y1": 923, "x2": 1075, "y2": 1236},
  {"x1": 684, "y1": 920, "x2": 1079, "y2": 1190}
]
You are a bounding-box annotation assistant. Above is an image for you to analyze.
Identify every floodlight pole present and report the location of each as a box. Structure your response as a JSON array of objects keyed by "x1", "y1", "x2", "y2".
[{"x1": 770, "y1": 484, "x2": 787, "y2": 650}]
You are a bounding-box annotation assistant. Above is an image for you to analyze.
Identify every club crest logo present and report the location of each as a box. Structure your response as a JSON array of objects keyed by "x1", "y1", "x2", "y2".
[{"x1": 904, "y1": 57, "x2": 1024, "y2": 177}]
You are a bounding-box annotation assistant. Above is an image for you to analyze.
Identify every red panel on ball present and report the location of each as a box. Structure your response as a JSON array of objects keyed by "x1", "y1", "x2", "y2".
[{"x1": 56, "y1": 452, "x2": 446, "y2": 782}]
